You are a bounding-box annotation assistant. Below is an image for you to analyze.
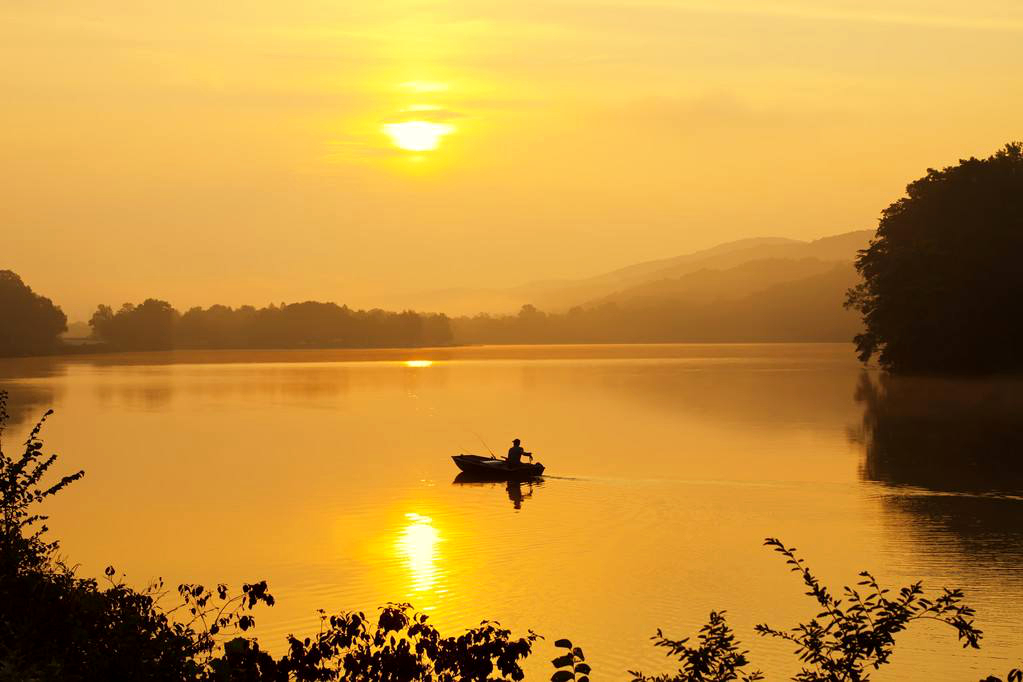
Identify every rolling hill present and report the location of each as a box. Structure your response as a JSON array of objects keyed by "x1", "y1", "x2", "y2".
[
  {"x1": 390, "y1": 229, "x2": 872, "y2": 316},
  {"x1": 446, "y1": 229, "x2": 873, "y2": 344}
]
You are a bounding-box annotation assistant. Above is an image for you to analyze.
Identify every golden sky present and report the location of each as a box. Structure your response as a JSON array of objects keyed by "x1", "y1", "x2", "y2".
[{"x1": 3, "y1": 0, "x2": 1022, "y2": 319}]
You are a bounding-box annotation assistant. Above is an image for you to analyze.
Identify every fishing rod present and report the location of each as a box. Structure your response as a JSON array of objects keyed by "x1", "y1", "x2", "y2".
[
  {"x1": 469, "y1": 430, "x2": 498, "y2": 459},
  {"x1": 416, "y1": 400, "x2": 501, "y2": 461}
]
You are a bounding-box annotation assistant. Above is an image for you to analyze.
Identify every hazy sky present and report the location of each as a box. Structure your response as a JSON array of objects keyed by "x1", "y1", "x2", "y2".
[{"x1": 3, "y1": 0, "x2": 1022, "y2": 319}]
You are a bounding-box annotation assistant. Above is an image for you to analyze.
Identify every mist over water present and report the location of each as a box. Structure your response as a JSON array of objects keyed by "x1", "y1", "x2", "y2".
[{"x1": 1, "y1": 344, "x2": 1021, "y2": 680}]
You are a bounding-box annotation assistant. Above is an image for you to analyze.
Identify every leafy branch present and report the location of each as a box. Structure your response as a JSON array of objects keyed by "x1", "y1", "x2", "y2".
[{"x1": 754, "y1": 538, "x2": 982, "y2": 682}]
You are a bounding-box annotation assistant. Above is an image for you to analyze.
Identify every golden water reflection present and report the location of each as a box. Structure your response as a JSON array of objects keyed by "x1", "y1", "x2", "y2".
[
  {"x1": 6, "y1": 345, "x2": 1023, "y2": 679},
  {"x1": 395, "y1": 512, "x2": 444, "y2": 603}
]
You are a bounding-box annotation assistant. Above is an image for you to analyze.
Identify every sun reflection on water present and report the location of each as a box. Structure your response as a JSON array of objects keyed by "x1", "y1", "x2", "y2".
[
  {"x1": 404, "y1": 360, "x2": 433, "y2": 368},
  {"x1": 396, "y1": 512, "x2": 442, "y2": 598}
]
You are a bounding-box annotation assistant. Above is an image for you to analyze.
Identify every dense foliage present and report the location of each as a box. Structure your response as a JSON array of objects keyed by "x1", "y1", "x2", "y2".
[
  {"x1": 846, "y1": 143, "x2": 1023, "y2": 374},
  {"x1": 88, "y1": 300, "x2": 454, "y2": 351},
  {"x1": 1, "y1": 391, "x2": 1021, "y2": 680},
  {"x1": 0, "y1": 270, "x2": 66, "y2": 357}
]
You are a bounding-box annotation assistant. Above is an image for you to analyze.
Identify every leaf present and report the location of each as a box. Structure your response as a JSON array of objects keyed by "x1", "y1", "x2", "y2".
[
  {"x1": 554, "y1": 639, "x2": 573, "y2": 649},
  {"x1": 552, "y1": 655, "x2": 575, "y2": 668},
  {"x1": 551, "y1": 671, "x2": 575, "y2": 682}
]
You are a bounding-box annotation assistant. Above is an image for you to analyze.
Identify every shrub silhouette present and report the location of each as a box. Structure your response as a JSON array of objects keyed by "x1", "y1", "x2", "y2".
[
  {"x1": 628, "y1": 611, "x2": 762, "y2": 682},
  {"x1": 0, "y1": 390, "x2": 272, "y2": 680},
  {"x1": 754, "y1": 538, "x2": 981, "y2": 681},
  {"x1": 624, "y1": 538, "x2": 1010, "y2": 682}
]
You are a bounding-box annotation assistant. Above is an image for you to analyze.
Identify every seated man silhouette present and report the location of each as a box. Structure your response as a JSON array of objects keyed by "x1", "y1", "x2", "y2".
[{"x1": 507, "y1": 438, "x2": 532, "y2": 466}]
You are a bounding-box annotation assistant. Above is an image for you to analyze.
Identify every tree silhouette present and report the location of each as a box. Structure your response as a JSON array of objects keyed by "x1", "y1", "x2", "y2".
[
  {"x1": 89, "y1": 299, "x2": 454, "y2": 351},
  {"x1": 0, "y1": 270, "x2": 67, "y2": 356},
  {"x1": 846, "y1": 142, "x2": 1023, "y2": 374},
  {"x1": 90, "y1": 299, "x2": 178, "y2": 350}
]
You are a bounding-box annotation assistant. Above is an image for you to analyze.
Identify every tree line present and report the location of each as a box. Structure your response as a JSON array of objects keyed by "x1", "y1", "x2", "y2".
[
  {"x1": 88, "y1": 300, "x2": 454, "y2": 351},
  {"x1": 0, "y1": 272, "x2": 455, "y2": 355}
]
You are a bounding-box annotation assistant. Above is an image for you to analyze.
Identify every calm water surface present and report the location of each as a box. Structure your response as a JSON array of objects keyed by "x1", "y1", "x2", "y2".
[{"x1": 2, "y1": 344, "x2": 1022, "y2": 679}]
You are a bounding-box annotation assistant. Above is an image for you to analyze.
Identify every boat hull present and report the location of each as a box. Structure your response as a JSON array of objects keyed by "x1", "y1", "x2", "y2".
[{"x1": 451, "y1": 454, "x2": 545, "y2": 479}]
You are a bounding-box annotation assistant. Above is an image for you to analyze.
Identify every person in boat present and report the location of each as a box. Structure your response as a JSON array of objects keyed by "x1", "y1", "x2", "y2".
[{"x1": 506, "y1": 438, "x2": 532, "y2": 467}]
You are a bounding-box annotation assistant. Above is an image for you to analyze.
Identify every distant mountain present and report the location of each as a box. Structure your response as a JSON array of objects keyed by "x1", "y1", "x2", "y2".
[
  {"x1": 592, "y1": 257, "x2": 845, "y2": 307},
  {"x1": 530, "y1": 236, "x2": 800, "y2": 294},
  {"x1": 383, "y1": 230, "x2": 872, "y2": 316},
  {"x1": 449, "y1": 260, "x2": 864, "y2": 344},
  {"x1": 61, "y1": 320, "x2": 92, "y2": 339},
  {"x1": 570, "y1": 231, "x2": 870, "y2": 342},
  {"x1": 605, "y1": 262, "x2": 863, "y2": 342},
  {"x1": 675, "y1": 262, "x2": 863, "y2": 342},
  {"x1": 504, "y1": 236, "x2": 806, "y2": 312},
  {"x1": 592, "y1": 230, "x2": 870, "y2": 298}
]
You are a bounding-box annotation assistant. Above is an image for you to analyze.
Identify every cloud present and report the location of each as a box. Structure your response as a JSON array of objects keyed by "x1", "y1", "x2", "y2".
[
  {"x1": 469, "y1": 0, "x2": 1023, "y2": 35},
  {"x1": 616, "y1": 92, "x2": 789, "y2": 131},
  {"x1": 399, "y1": 80, "x2": 450, "y2": 93},
  {"x1": 383, "y1": 106, "x2": 466, "y2": 124},
  {"x1": 664, "y1": 1, "x2": 1023, "y2": 33}
]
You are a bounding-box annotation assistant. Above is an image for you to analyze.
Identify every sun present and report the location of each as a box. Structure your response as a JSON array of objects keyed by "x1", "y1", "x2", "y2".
[{"x1": 383, "y1": 121, "x2": 455, "y2": 152}]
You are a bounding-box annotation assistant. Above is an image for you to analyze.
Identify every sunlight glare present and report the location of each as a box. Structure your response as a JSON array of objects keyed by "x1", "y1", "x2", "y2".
[
  {"x1": 404, "y1": 360, "x2": 433, "y2": 368},
  {"x1": 383, "y1": 121, "x2": 455, "y2": 152},
  {"x1": 396, "y1": 512, "x2": 441, "y2": 593}
]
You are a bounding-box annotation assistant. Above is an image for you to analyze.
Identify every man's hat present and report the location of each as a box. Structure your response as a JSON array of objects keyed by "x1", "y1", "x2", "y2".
[{"x1": 513, "y1": 438, "x2": 521, "y2": 444}]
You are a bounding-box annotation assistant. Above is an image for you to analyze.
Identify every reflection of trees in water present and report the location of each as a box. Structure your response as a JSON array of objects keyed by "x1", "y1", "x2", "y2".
[
  {"x1": 853, "y1": 372, "x2": 1023, "y2": 585},
  {"x1": 878, "y1": 493, "x2": 1023, "y2": 562},
  {"x1": 91, "y1": 366, "x2": 361, "y2": 411},
  {"x1": 0, "y1": 383, "x2": 61, "y2": 435},
  {"x1": 852, "y1": 371, "x2": 1023, "y2": 494},
  {"x1": 0, "y1": 357, "x2": 66, "y2": 433}
]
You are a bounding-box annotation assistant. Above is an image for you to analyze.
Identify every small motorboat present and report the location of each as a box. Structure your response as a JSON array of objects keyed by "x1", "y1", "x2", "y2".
[{"x1": 451, "y1": 454, "x2": 545, "y2": 479}]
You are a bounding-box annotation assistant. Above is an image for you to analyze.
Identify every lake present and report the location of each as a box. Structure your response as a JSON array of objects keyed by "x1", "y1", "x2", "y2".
[{"x1": 2, "y1": 343, "x2": 1021, "y2": 680}]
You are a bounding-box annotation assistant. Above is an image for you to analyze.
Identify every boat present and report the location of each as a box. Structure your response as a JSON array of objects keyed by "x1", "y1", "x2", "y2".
[{"x1": 451, "y1": 454, "x2": 545, "y2": 479}]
